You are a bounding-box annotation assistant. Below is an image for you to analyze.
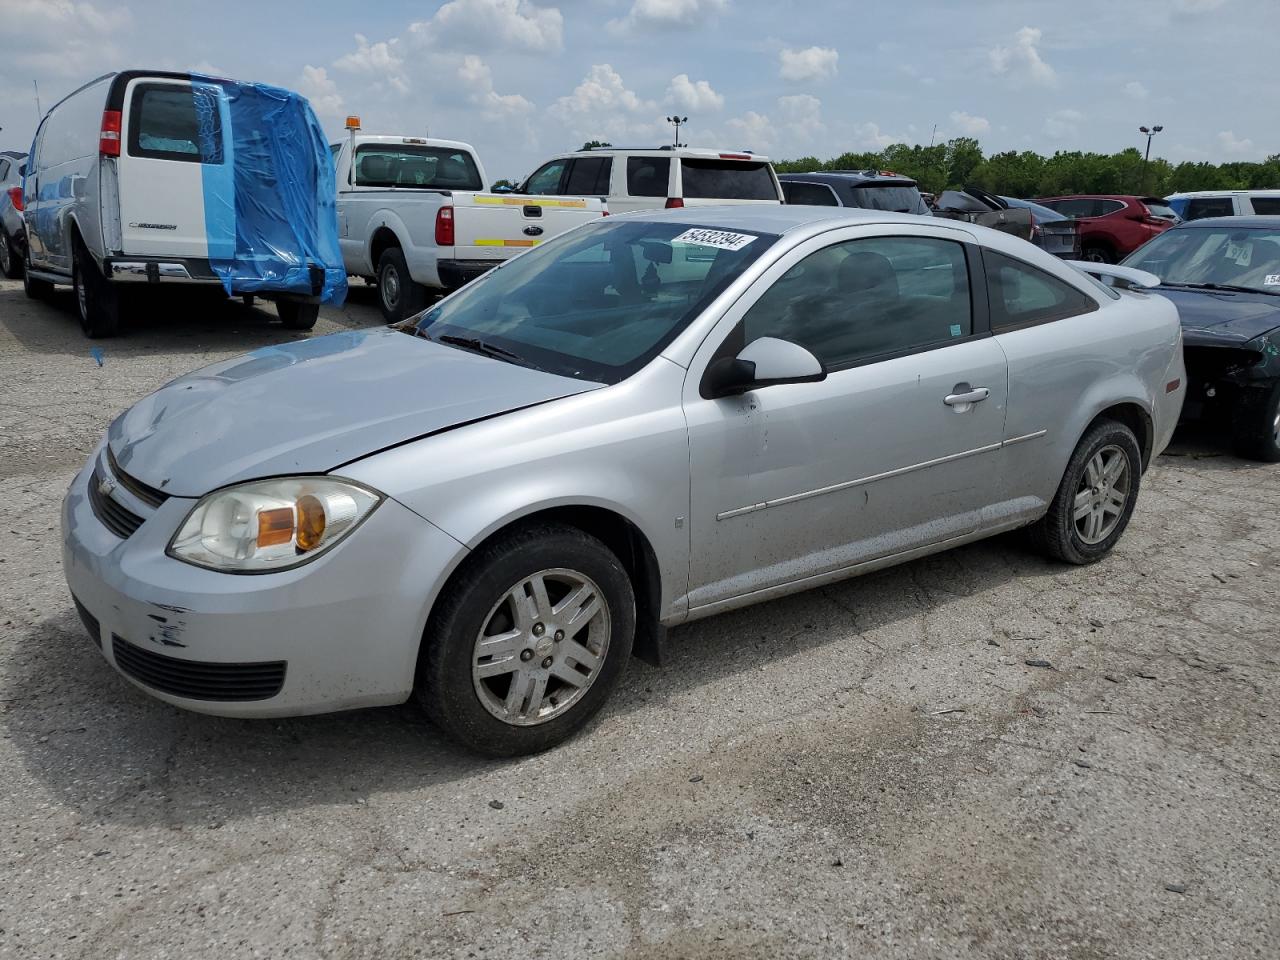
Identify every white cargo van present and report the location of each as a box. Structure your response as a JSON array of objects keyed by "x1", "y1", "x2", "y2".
[{"x1": 23, "y1": 70, "x2": 343, "y2": 337}]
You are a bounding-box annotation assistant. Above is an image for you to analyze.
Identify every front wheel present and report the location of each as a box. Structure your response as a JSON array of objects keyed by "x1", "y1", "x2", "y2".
[
  {"x1": 1030, "y1": 419, "x2": 1142, "y2": 565},
  {"x1": 0, "y1": 229, "x2": 22, "y2": 279},
  {"x1": 416, "y1": 524, "x2": 636, "y2": 757},
  {"x1": 1232, "y1": 384, "x2": 1280, "y2": 462},
  {"x1": 276, "y1": 300, "x2": 319, "y2": 330}
]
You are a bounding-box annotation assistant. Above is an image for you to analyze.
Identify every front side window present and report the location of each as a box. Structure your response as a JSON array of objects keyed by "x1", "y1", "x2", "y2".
[
  {"x1": 354, "y1": 145, "x2": 481, "y2": 190},
  {"x1": 736, "y1": 235, "x2": 973, "y2": 370},
  {"x1": 781, "y1": 181, "x2": 839, "y2": 206},
  {"x1": 1185, "y1": 197, "x2": 1235, "y2": 220},
  {"x1": 1123, "y1": 225, "x2": 1280, "y2": 295},
  {"x1": 523, "y1": 159, "x2": 567, "y2": 195},
  {"x1": 626, "y1": 156, "x2": 670, "y2": 197},
  {"x1": 984, "y1": 249, "x2": 1099, "y2": 330},
  {"x1": 412, "y1": 219, "x2": 777, "y2": 383},
  {"x1": 128, "y1": 83, "x2": 224, "y2": 163}
]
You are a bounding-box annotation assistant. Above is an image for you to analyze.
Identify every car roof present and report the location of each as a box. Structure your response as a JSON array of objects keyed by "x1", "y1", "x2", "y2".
[
  {"x1": 1166, "y1": 189, "x2": 1280, "y2": 199},
  {"x1": 1039, "y1": 194, "x2": 1148, "y2": 201},
  {"x1": 778, "y1": 171, "x2": 918, "y2": 185},
  {"x1": 564, "y1": 147, "x2": 772, "y2": 162},
  {"x1": 343, "y1": 135, "x2": 475, "y2": 152},
  {"x1": 1171, "y1": 215, "x2": 1280, "y2": 229},
  {"x1": 617, "y1": 204, "x2": 960, "y2": 236}
]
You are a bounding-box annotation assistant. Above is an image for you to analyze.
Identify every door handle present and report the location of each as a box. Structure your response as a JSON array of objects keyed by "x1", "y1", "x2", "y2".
[{"x1": 944, "y1": 386, "x2": 990, "y2": 407}]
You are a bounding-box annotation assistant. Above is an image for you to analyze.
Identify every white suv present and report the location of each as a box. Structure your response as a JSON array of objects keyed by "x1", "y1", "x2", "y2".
[
  {"x1": 1166, "y1": 190, "x2": 1280, "y2": 221},
  {"x1": 515, "y1": 147, "x2": 783, "y2": 213}
]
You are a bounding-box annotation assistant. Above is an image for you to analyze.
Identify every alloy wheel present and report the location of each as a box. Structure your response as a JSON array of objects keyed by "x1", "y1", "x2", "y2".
[
  {"x1": 382, "y1": 267, "x2": 400, "y2": 312},
  {"x1": 74, "y1": 261, "x2": 88, "y2": 321},
  {"x1": 0, "y1": 232, "x2": 10, "y2": 275},
  {"x1": 471, "y1": 567, "x2": 611, "y2": 726},
  {"x1": 1073, "y1": 444, "x2": 1131, "y2": 545}
]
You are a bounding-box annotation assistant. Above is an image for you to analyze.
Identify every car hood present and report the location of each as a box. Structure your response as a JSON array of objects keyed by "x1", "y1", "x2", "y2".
[
  {"x1": 1156, "y1": 287, "x2": 1280, "y2": 344},
  {"x1": 108, "y1": 327, "x2": 602, "y2": 498}
]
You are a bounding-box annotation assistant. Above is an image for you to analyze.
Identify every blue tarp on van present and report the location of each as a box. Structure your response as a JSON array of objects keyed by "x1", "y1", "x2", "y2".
[{"x1": 191, "y1": 75, "x2": 346, "y2": 304}]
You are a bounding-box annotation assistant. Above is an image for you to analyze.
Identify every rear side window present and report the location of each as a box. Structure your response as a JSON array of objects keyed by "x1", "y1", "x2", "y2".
[
  {"x1": 564, "y1": 157, "x2": 613, "y2": 195},
  {"x1": 353, "y1": 145, "x2": 482, "y2": 190},
  {"x1": 1250, "y1": 197, "x2": 1280, "y2": 215},
  {"x1": 128, "y1": 84, "x2": 224, "y2": 164},
  {"x1": 681, "y1": 159, "x2": 777, "y2": 200},
  {"x1": 1095, "y1": 200, "x2": 1126, "y2": 216},
  {"x1": 1185, "y1": 197, "x2": 1234, "y2": 220},
  {"x1": 1143, "y1": 201, "x2": 1179, "y2": 220},
  {"x1": 984, "y1": 249, "x2": 1098, "y2": 331},
  {"x1": 626, "y1": 156, "x2": 670, "y2": 197},
  {"x1": 1044, "y1": 198, "x2": 1098, "y2": 219},
  {"x1": 782, "y1": 181, "x2": 840, "y2": 206}
]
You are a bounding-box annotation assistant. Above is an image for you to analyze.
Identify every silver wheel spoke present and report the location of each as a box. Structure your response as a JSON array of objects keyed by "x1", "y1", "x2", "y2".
[
  {"x1": 1073, "y1": 489, "x2": 1094, "y2": 521},
  {"x1": 1102, "y1": 453, "x2": 1125, "y2": 483},
  {"x1": 508, "y1": 582, "x2": 540, "y2": 631},
  {"x1": 528, "y1": 574, "x2": 553, "y2": 621},
  {"x1": 1087, "y1": 508, "x2": 1104, "y2": 541},
  {"x1": 1085, "y1": 457, "x2": 1102, "y2": 487},
  {"x1": 560, "y1": 637, "x2": 601, "y2": 673},
  {"x1": 549, "y1": 660, "x2": 590, "y2": 688},
  {"x1": 504, "y1": 670, "x2": 534, "y2": 716},
  {"x1": 1103, "y1": 488, "x2": 1127, "y2": 514}
]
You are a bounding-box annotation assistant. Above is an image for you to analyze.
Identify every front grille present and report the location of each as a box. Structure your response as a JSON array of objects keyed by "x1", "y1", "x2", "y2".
[
  {"x1": 88, "y1": 467, "x2": 146, "y2": 538},
  {"x1": 72, "y1": 594, "x2": 101, "y2": 648},
  {"x1": 107, "y1": 448, "x2": 169, "y2": 509},
  {"x1": 111, "y1": 634, "x2": 287, "y2": 702}
]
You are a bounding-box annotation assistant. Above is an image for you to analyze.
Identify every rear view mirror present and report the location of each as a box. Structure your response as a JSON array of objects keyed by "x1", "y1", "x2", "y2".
[
  {"x1": 703, "y1": 337, "x2": 826, "y2": 398},
  {"x1": 639, "y1": 240, "x2": 673, "y2": 264}
]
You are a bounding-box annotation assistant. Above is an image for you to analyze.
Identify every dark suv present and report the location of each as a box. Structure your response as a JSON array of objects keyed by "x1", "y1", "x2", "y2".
[
  {"x1": 1034, "y1": 195, "x2": 1178, "y2": 263},
  {"x1": 779, "y1": 171, "x2": 932, "y2": 215}
]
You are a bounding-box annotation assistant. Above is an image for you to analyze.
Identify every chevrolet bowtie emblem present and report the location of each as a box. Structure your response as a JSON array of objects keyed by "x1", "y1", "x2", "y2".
[{"x1": 97, "y1": 476, "x2": 117, "y2": 497}]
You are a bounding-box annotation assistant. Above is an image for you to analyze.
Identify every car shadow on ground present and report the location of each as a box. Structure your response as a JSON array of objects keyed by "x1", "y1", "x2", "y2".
[
  {"x1": 5, "y1": 532, "x2": 1067, "y2": 829},
  {"x1": 0, "y1": 282, "x2": 385, "y2": 358},
  {"x1": 1162, "y1": 421, "x2": 1278, "y2": 471}
]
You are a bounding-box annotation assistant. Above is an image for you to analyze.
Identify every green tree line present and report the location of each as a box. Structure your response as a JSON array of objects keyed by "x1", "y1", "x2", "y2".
[{"x1": 776, "y1": 138, "x2": 1280, "y2": 199}]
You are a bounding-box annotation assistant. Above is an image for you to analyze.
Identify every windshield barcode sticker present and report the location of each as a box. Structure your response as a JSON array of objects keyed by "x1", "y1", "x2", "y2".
[
  {"x1": 1266, "y1": 275, "x2": 1280, "y2": 285},
  {"x1": 671, "y1": 228, "x2": 757, "y2": 251}
]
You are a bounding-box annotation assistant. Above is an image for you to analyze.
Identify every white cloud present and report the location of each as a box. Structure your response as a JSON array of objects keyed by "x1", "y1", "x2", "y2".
[
  {"x1": 666, "y1": 74, "x2": 724, "y2": 112},
  {"x1": 726, "y1": 110, "x2": 773, "y2": 150},
  {"x1": 409, "y1": 0, "x2": 563, "y2": 54},
  {"x1": 459, "y1": 55, "x2": 534, "y2": 118},
  {"x1": 850, "y1": 121, "x2": 897, "y2": 151},
  {"x1": 949, "y1": 110, "x2": 990, "y2": 135},
  {"x1": 779, "y1": 46, "x2": 839, "y2": 83},
  {"x1": 550, "y1": 64, "x2": 662, "y2": 142},
  {"x1": 0, "y1": 0, "x2": 130, "y2": 78},
  {"x1": 1124, "y1": 80, "x2": 1149, "y2": 100},
  {"x1": 1175, "y1": 0, "x2": 1229, "y2": 10},
  {"x1": 334, "y1": 34, "x2": 408, "y2": 93},
  {"x1": 777, "y1": 94, "x2": 823, "y2": 139},
  {"x1": 298, "y1": 65, "x2": 344, "y2": 119},
  {"x1": 1218, "y1": 130, "x2": 1254, "y2": 155},
  {"x1": 987, "y1": 26, "x2": 1056, "y2": 86},
  {"x1": 1043, "y1": 108, "x2": 1084, "y2": 140},
  {"x1": 609, "y1": 0, "x2": 728, "y2": 31}
]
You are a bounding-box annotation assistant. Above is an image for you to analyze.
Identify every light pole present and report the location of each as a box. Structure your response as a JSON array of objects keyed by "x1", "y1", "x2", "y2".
[
  {"x1": 1139, "y1": 124, "x2": 1163, "y2": 193},
  {"x1": 666, "y1": 115, "x2": 687, "y2": 148}
]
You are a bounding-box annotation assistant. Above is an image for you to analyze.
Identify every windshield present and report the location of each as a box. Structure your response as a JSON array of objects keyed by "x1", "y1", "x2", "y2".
[
  {"x1": 412, "y1": 219, "x2": 779, "y2": 383},
  {"x1": 1143, "y1": 201, "x2": 1180, "y2": 221},
  {"x1": 847, "y1": 184, "x2": 929, "y2": 215},
  {"x1": 1001, "y1": 197, "x2": 1067, "y2": 221},
  {"x1": 1124, "y1": 226, "x2": 1280, "y2": 294}
]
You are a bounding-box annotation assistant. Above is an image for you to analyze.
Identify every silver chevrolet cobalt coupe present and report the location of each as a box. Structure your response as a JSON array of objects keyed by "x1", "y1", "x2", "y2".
[{"x1": 64, "y1": 207, "x2": 1186, "y2": 755}]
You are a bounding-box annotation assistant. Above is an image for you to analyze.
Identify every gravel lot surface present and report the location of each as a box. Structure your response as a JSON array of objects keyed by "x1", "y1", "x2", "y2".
[{"x1": 2, "y1": 277, "x2": 1278, "y2": 959}]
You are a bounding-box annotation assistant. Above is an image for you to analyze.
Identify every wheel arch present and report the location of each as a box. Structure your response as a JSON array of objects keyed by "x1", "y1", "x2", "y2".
[{"x1": 369, "y1": 224, "x2": 403, "y2": 273}]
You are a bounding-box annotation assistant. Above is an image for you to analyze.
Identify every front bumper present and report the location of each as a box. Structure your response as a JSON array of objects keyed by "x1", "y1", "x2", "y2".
[{"x1": 61, "y1": 447, "x2": 469, "y2": 718}]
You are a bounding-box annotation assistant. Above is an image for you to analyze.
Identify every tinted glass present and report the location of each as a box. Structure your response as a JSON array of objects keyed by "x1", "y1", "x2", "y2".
[
  {"x1": 1042, "y1": 198, "x2": 1096, "y2": 219},
  {"x1": 523, "y1": 160, "x2": 567, "y2": 195},
  {"x1": 128, "y1": 84, "x2": 223, "y2": 163},
  {"x1": 1123, "y1": 225, "x2": 1280, "y2": 294},
  {"x1": 353, "y1": 145, "x2": 481, "y2": 189},
  {"x1": 1095, "y1": 200, "x2": 1126, "y2": 216},
  {"x1": 846, "y1": 184, "x2": 929, "y2": 214},
  {"x1": 1250, "y1": 198, "x2": 1280, "y2": 215},
  {"x1": 564, "y1": 157, "x2": 612, "y2": 195},
  {"x1": 681, "y1": 159, "x2": 777, "y2": 200},
  {"x1": 1144, "y1": 201, "x2": 1179, "y2": 220},
  {"x1": 626, "y1": 156, "x2": 670, "y2": 197},
  {"x1": 413, "y1": 219, "x2": 777, "y2": 383},
  {"x1": 983, "y1": 249, "x2": 1099, "y2": 330},
  {"x1": 738, "y1": 236, "x2": 972, "y2": 369},
  {"x1": 1001, "y1": 197, "x2": 1068, "y2": 221},
  {"x1": 781, "y1": 181, "x2": 839, "y2": 206},
  {"x1": 1185, "y1": 197, "x2": 1234, "y2": 220}
]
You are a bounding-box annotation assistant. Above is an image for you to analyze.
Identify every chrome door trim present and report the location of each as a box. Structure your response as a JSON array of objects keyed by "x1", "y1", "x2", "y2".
[{"x1": 715, "y1": 429, "x2": 1048, "y2": 521}]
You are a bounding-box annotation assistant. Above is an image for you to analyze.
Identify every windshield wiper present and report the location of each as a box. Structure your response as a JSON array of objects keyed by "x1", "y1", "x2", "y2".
[
  {"x1": 435, "y1": 334, "x2": 537, "y2": 367},
  {"x1": 1160, "y1": 281, "x2": 1280, "y2": 296}
]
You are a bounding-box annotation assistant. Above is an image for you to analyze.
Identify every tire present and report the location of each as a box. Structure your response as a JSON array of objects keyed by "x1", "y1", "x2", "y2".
[
  {"x1": 416, "y1": 523, "x2": 636, "y2": 757},
  {"x1": 1082, "y1": 243, "x2": 1113, "y2": 264},
  {"x1": 23, "y1": 250, "x2": 53, "y2": 300},
  {"x1": 72, "y1": 240, "x2": 120, "y2": 338},
  {"x1": 277, "y1": 300, "x2": 319, "y2": 331},
  {"x1": 1231, "y1": 384, "x2": 1280, "y2": 462},
  {"x1": 1029, "y1": 418, "x2": 1142, "y2": 565},
  {"x1": 377, "y1": 248, "x2": 426, "y2": 323},
  {"x1": 0, "y1": 229, "x2": 21, "y2": 279}
]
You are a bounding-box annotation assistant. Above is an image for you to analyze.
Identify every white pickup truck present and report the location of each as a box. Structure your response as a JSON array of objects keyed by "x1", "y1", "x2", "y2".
[{"x1": 332, "y1": 135, "x2": 606, "y2": 321}]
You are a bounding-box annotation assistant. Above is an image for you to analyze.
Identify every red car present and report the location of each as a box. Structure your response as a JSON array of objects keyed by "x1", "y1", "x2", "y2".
[{"x1": 1033, "y1": 195, "x2": 1179, "y2": 263}]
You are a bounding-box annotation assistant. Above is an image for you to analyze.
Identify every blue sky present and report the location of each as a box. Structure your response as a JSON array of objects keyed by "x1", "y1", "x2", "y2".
[{"x1": 0, "y1": 0, "x2": 1270, "y2": 182}]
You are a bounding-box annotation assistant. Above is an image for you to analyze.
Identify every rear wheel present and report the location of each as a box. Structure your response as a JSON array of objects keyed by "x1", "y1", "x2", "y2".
[
  {"x1": 416, "y1": 524, "x2": 636, "y2": 757},
  {"x1": 72, "y1": 240, "x2": 120, "y2": 338},
  {"x1": 22, "y1": 250, "x2": 53, "y2": 300},
  {"x1": 276, "y1": 300, "x2": 319, "y2": 331},
  {"x1": 0, "y1": 229, "x2": 21, "y2": 279},
  {"x1": 1030, "y1": 419, "x2": 1142, "y2": 565},
  {"x1": 377, "y1": 248, "x2": 426, "y2": 323},
  {"x1": 1082, "y1": 243, "x2": 1113, "y2": 264},
  {"x1": 1231, "y1": 384, "x2": 1280, "y2": 462}
]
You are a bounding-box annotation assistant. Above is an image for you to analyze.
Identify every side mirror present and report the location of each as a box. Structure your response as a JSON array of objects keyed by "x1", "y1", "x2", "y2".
[
  {"x1": 492, "y1": 183, "x2": 514, "y2": 193},
  {"x1": 703, "y1": 337, "x2": 826, "y2": 398}
]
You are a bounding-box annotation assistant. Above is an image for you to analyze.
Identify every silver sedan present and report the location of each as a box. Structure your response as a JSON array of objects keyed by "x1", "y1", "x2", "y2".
[{"x1": 63, "y1": 207, "x2": 1186, "y2": 755}]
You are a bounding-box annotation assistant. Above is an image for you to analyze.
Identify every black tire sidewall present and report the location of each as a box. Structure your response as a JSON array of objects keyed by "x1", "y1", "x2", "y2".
[
  {"x1": 0, "y1": 230, "x2": 14, "y2": 279},
  {"x1": 419, "y1": 526, "x2": 636, "y2": 757},
  {"x1": 73, "y1": 242, "x2": 118, "y2": 338},
  {"x1": 378, "y1": 250, "x2": 407, "y2": 322},
  {"x1": 278, "y1": 300, "x2": 319, "y2": 330},
  {"x1": 1047, "y1": 421, "x2": 1142, "y2": 563},
  {"x1": 1232, "y1": 384, "x2": 1280, "y2": 462}
]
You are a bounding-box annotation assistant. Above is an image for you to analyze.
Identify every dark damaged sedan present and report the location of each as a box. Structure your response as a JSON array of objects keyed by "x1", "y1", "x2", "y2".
[{"x1": 1124, "y1": 217, "x2": 1280, "y2": 460}]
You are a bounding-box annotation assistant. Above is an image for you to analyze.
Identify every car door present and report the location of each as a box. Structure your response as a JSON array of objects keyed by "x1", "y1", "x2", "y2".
[{"x1": 681, "y1": 225, "x2": 1010, "y2": 613}]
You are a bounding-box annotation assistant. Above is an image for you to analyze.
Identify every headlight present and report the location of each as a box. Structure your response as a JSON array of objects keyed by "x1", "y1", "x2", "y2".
[{"x1": 167, "y1": 477, "x2": 382, "y2": 573}]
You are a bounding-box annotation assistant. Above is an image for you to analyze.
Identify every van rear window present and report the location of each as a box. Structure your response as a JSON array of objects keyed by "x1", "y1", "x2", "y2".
[
  {"x1": 680, "y1": 159, "x2": 778, "y2": 201},
  {"x1": 128, "y1": 84, "x2": 223, "y2": 164}
]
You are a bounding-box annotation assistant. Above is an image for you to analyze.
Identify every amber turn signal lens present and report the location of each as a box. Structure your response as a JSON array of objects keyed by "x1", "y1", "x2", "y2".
[
  {"x1": 256, "y1": 507, "x2": 295, "y2": 547},
  {"x1": 296, "y1": 494, "x2": 327, "y2": 552}
]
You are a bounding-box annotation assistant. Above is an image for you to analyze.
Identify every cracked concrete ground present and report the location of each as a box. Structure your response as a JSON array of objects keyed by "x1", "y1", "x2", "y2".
[{"x1": 1, "y1": 277, "x2": 1277, "y2": 960}]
